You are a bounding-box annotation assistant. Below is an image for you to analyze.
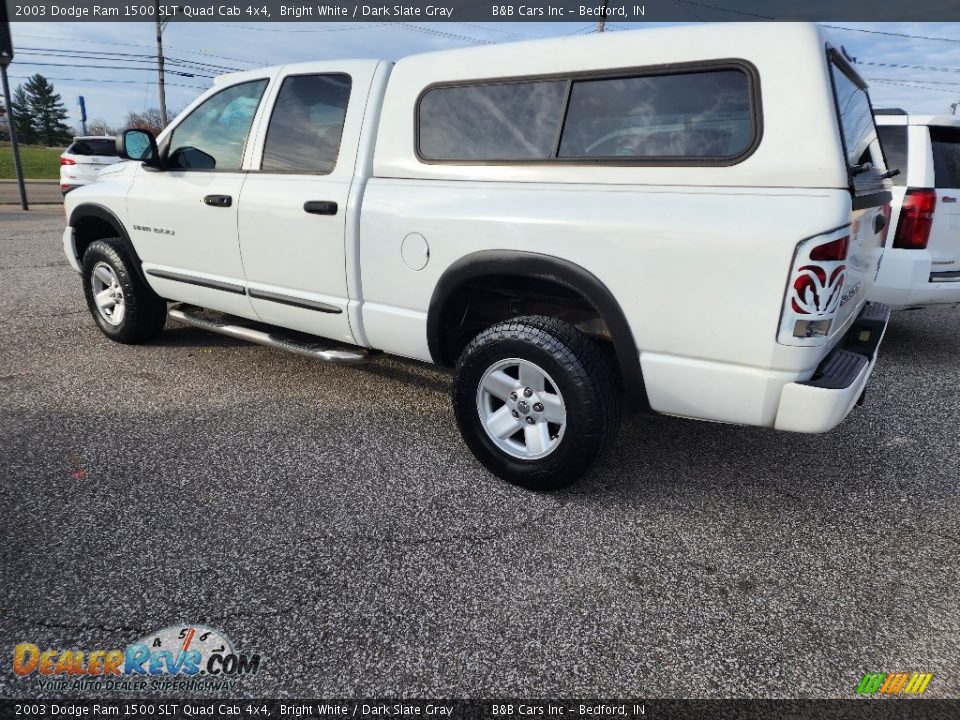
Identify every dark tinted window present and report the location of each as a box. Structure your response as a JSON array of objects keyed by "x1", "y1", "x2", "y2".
[
  {"x1": 830, "y1": 62, "x2": 877, "y2": 169},
  {"x1": 167, "y1": 79, "x2": 267, "y2": 171},
  {"x1": 559, "y1": 70, "x2": 754, "y2": 159},
  {"x1": 418, "y1": 80, "x2": 566, "y2": 160},
  {"x1": 877, "y1": 125, "x2": 907, "y2": 186},
  {"x1": 68, "y1": 139, "x2": 117, "y2": 156},
  {"x1": 931, "y1": 126, "x2": 960, "y2": 188},
  {"x1": 261, "y1": 74, "x2": 351, "y2": 174}
]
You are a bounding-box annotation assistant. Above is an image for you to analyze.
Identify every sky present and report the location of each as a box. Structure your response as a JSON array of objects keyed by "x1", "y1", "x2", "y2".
[{"x1": 5, "y1": 20, "x2": 960, "y2": 129}]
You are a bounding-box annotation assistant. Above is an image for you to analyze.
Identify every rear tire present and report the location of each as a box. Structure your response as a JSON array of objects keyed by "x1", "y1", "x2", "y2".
[
  {"x1": 452, "y1": 316, "x2": 620, "y2": 490},
  {"x1": 82, "y1": 239, "x2": 167, "y2": 344}
]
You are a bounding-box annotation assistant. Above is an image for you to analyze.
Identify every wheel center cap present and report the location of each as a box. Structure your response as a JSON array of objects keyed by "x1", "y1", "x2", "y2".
[{"x1": 517, "y1": 400, "x2": 530, "y2": 414}]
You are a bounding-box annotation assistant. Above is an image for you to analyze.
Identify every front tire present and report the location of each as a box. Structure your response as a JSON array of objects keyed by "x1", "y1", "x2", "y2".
[
  {"x1": 452, "y1": 316, "x2": 620, "y2": 490},
  {"x1": 81, "y1": 239, "x2": 167, "y2": 344}
]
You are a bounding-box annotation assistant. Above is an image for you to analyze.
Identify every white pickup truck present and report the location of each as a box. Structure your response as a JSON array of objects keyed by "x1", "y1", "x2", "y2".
[{"x1": 63, "y1": 22, "x2": 893, "y2": 489}]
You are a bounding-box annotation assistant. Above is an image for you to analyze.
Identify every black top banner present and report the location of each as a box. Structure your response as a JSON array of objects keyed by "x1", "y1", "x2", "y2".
[{"x1": 8, "y1": 0, "x2": 960, "y2": 22}]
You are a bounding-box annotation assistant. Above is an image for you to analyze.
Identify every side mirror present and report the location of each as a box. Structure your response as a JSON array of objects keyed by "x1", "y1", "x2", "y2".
[{"x1": 117, "y1": 129, "x2": 159, "y2": 165}]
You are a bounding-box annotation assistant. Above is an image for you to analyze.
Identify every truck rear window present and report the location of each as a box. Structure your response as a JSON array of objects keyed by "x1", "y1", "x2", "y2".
[
  {"x1": 829, "y1": 57, "x2": 887, "y2": 195},
  {"x1": 417, "y1": 65, "x2": 757, "y2": 163},
  {"x1": 930, "y1": 126, "x2": 960, "y2": 189},
  {"x1": 830, "y1": 62, "x2": 876, "y2": 169}
]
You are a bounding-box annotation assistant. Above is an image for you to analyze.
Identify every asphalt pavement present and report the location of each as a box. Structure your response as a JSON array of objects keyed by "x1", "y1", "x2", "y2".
[{"x1": 1, "y1": 206, "x2": 958, "y2": 699}]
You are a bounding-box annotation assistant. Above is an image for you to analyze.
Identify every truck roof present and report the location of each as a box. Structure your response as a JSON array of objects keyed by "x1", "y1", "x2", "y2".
[{"x1": 215, "y1": 21, "x2": 831, "y2": 85}]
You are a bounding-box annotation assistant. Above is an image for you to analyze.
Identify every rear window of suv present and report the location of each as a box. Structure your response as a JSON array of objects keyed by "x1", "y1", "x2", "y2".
[
  {"x1": 931, "y1": 126, "x2": 960, "y2": 189},
  {"x1": 67, "y1": 139, "x2": 117, "y2": 157}
]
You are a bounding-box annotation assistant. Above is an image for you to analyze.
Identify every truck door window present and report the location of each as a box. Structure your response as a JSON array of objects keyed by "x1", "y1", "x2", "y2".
[
  {"x1": 558, "y1": 69, "x2": 754, "y2": 159},
  {"x1": 418, "y1": 80, "x2": 566, "y2": 161},
  {"x1": 166, "y1": 79, "x2": 268, "y2": 171},
  {"x1": 261, "y1": 74, "x2": 352, "y2": 174}
]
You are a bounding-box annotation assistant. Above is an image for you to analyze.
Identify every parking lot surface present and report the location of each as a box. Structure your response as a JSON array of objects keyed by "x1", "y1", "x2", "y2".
[{"x1": 1, "y1": 206, "x2": 958, "y2": 699}]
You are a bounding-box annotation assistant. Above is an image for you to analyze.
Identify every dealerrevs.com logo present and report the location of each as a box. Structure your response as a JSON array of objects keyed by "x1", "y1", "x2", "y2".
[{"x1": 13, "y1": 625, "x2": 262, "y2": 693}]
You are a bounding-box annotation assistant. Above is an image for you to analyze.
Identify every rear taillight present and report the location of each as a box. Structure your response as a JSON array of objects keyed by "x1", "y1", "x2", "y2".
[
  {"x1": 60, "y1": 157, "x2": 75, "y2": 166},
  {"x1": 779, "y1": 230, "x2": 850, "y2": 345},
  {"x1": 809, "y1": 236, "x2": 849, "y2": 261},
  {"x1": 893, "y1": 188, "x2": 936, "y2": 250}
]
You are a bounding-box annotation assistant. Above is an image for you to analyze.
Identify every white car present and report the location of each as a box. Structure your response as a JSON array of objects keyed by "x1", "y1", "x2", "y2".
[
  {"x1": 59, "y1": 136, "x2": 120, "y2": 194},
  {"x1": 872, "y1": 110, "x2": 960, "y2": 308},
  {"x1": 61, "y1": 23, "x2": 892, "y2": 489}
]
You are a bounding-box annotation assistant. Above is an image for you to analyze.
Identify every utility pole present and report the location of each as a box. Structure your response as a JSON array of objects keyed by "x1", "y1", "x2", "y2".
[
  {"x1": 154, "y1": 0, "x2": 168, "y2": 129},
  {"x1": 597, "y1": 0, "x2": 609, "y2": 32}
]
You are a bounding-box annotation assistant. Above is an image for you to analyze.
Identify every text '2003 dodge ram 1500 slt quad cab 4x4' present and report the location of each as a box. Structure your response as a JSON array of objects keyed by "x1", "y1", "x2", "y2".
[{"x1": 63, "y1": 23, "x2": 893, "y2": 490}]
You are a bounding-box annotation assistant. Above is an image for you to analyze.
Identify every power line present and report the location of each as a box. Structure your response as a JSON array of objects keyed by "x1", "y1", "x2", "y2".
[
  {"x1": 453, "y1": 22, "x2": 538, "y2": 39},
  {"x1": 11, "y1": 31, "x2": 260, "y2": 66},
  {"x1": 3, "y1": 75, "x2": 208, "y2": 90},
  {"x1": 17, "y1": 47, "x2": 242, "y2": 73},
  {"x1": 824, "y1": 24, "x2": 960, "y2": 46},
  {"x1": 857, "y1": 59, "x2": 960, "y2": 76},
  {"x1": 672, "y1": 1, "x2": 771, "y2": 19},
  {"x1": 9, "y1": 60, "x2": 212, "y2": 78},
  {"x1": 395, "y1": 23, "x2": 493, "y2": 44},
  {"x1": 867, "y1": 79, "x2": 960, "y2": 95},
  {"x1": 869, "y1": 76, "x2": 960, "y2": 87}
]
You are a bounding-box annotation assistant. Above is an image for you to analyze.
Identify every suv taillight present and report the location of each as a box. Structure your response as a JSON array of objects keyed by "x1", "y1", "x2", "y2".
[
  {"x1": 779, "y1": 229, "x2": 851, "y2": 345},
  {"x1": 60, "y1": 157, "x2": 75, "y2": 166},
  {"x1": 892, "y1": 188, "x2": 936, "y2": 249}
]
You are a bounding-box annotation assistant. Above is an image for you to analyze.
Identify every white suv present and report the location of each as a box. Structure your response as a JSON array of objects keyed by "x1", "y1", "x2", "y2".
[
  {"x1": 59, "y1": 136, "x2": 120, "y2": 194},
  {"x1": 872, "y1": 110, "x2": 960, "y2": 308}
]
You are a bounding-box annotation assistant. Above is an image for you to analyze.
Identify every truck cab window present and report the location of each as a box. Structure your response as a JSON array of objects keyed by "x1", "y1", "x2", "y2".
[
  {"x1": 261, "y1": 74, "x2": 352, "y2": 174},
  {"x1": 166, "y1": 79, "x2": 268, "y2": 171}
]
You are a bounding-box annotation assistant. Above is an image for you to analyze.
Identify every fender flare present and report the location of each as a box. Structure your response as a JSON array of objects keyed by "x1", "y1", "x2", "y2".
[
  {"x1": 427, "y1": 250, "x2": 648, "y2": 410},
  {"x1": 68, "y1": 203, "x2": 149, "y2": 287}
]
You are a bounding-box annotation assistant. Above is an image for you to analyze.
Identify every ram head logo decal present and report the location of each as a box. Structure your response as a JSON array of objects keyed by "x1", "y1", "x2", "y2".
[{"x1": 791, "y1": 264, "x2": 846, "y2": 316}]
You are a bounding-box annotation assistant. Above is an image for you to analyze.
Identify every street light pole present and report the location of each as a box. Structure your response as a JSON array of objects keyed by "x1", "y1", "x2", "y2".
[
  {"x1": 1, "y1": 66, "x2": 28, "y2": 210},
  {"x1": 154, "y1": 0, "x2": 168, "y2": 129}
]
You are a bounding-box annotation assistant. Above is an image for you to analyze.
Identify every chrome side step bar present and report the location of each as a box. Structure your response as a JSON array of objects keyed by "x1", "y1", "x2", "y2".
[{"x1": 168, "y1": 304, "x2": 369, "y2": 364}]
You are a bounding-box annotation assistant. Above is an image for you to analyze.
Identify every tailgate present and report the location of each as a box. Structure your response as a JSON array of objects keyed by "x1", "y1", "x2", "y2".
[
  {"x1": 929, "y1": 126, "x2": 960, "y2": 270},
  {"x1": 834, "y1": 201, "x2": 888, "y2": 331}
]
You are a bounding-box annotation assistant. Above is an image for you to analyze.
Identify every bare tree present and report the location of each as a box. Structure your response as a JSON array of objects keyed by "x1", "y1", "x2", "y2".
[
  {"x1": 86, "y1": 119, "x2": 118, "y2": 136},
  {"x1": 124, "y1": 108, "x2": 166, "y2": 136}
]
